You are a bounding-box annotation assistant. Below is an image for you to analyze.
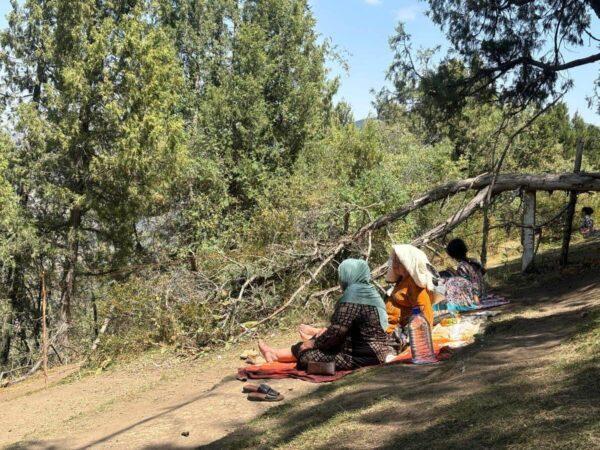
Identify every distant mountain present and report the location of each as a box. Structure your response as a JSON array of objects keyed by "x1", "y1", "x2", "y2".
[{"x1": 354, "y1": 118, "x2": 379, "y2": 129}]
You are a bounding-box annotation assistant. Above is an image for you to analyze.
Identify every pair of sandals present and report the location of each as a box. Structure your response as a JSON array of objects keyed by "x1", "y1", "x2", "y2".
[{"x1": 242, "y1": 383, "x2": 284, "y2": 402}]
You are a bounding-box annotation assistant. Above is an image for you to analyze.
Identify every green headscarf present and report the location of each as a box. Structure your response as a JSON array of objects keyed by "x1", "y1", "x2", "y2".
[{"x1": 338, "y1": 259, "x2": 389, "y2": 331}]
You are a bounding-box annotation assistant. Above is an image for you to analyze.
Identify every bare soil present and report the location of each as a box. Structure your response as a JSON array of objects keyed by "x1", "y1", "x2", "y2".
[
  {"x1": 1, "y1": 243, "x2": 599, "y2": 449},
  {"x1": 0, "y1": 333, "x2": 317, "y2": 449}
]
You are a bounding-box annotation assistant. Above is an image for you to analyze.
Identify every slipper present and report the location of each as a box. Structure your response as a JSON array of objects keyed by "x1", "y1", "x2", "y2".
[
  {"x1": 242, "y1": 383, "x2": 271, "y2": 394},
  {"x1": 247, "y1": 391, "x2": 284, "y2": 402}
]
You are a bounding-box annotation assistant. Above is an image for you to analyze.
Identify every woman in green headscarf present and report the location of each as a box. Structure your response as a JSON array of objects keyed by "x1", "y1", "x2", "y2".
[{"x1": 258, "y1": 259, "x2": 394, "y2": 370}]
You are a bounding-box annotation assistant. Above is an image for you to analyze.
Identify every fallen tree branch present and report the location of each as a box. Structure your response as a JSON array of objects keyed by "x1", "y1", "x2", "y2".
[
  {"x1": 242, "y1": 242, "x2": 347, "y2": 333},
  {"x1": 1, "y1": 322, "x2": 69, "y2": 387},
  {"x1": 90, "y1": 306, "x2": 115, "y2": 353},
  {"x1": 241, "y1": 171, "x2": 600, "y2": 331}
]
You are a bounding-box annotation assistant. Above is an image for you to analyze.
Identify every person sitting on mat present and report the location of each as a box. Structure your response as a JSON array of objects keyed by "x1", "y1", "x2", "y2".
[
  {"x1": 384, "y1": 244, "x2": 435, "y2": 337},
  {"x1": 297, "y1": 323, "x2": 326, "y2": 341},
  {"x1": 580, "y1": 207, "x2": 596, "y2": 238},
  {"x1": 258, "y1": 258, "x2": 394, "y2": 371},
  {"x1": 441, "y1": 238, "x2": 486, "y2": 305}
]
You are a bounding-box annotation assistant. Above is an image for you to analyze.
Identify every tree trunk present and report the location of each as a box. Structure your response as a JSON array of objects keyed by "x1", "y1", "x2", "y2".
[
  {"x1": 2, "y1": 257, "x2": 27, "y2": 367},
  {"x1": 0, "y1": 305, "x2": 13, "y2": 366},
  {"x1": 253, "y1": 171, "x2": 600, "y2": 326},
  {"x1": 560, "y1": 139, "x2": 585, "y2": 266},
  {"x1": 59, "y1": 205, "x2": 82, "y2": 336},
  {"x1": 412, "y1": 187, "x2": 491, "y2": 248},
  {"x1": 353, "y1": 172, "x2": 600, "y2": 239},
  {"x1": 92, "y1": 294, "x2": 99, "y2": 339},
  {"x1": 480, "y1": 207, "x2": 491, "y2": 267},
  {"x1": 522, "y1": 190, "x2": 536, "y2": 272}
]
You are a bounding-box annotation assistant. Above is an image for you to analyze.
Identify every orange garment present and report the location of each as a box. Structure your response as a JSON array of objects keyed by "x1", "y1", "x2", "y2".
[{"x1": 385, "y1": 276, "x2": 433, "y2": 333}]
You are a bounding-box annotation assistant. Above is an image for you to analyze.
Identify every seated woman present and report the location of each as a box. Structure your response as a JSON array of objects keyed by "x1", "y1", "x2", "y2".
[
  {"x1": 384, "y1": 244, "x2": 435, "y2": 337},
  {"x1": 437, "y1": 238, "x2": 486, "y2": 312},
  {"x1": 580, "y1": 207, "x2": 596, "y2": 238},
  {"x1": 258, "y1": 258, "x2": 393, "y2": 371}
]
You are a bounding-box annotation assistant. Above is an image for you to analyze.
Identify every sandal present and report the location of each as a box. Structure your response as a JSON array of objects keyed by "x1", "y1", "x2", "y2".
[
  {"x1": 242, "y1": 383, "x2": 272, "y2": 394},
  {"x1": 246, "y1": 385, "x2": 284, "y2": 402},
  {"x1": 247, "y1": 391, "x2": 285, "y2": 402}
]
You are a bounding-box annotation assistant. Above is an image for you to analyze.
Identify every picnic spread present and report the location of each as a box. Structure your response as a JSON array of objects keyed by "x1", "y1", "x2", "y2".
[{"x1": 238, "y1": 295, "x2": 508, "y2": 385}]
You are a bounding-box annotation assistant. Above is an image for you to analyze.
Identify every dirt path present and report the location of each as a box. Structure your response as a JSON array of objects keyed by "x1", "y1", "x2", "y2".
[
  {"x1": 0, "y1": 333, "x2": 318, "y2": 449},
  {"x1": 206, "y1": 270, "x2": 600, "y2": 449},
  {"x1": 2, "y1": 269, "x2": 598, "y2": 449}
]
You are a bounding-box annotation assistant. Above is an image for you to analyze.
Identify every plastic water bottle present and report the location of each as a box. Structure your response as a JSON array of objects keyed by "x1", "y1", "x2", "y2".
[{"x1": 408, "y1": 306, "x2": 437, "y2": 364}]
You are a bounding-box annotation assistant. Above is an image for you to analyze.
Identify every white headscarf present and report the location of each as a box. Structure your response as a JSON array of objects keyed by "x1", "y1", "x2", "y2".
[{"x1": 385, "y1": 244, "x2": 435, "y2": 292}]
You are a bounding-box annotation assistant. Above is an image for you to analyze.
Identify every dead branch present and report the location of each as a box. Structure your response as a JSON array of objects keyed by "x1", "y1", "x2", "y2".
[
  {"x1": 1, "y1": 323, "x2": 69, "y2": 387},
  {"x1": 237, "y1": 171, "x2": 600, "y2": 332},
  {"x1": 90, "y1": 306, "x2": 115, "y2": 352},
  {"x1": 242, "y1": 241, "x2": 347, "y2": 333}
]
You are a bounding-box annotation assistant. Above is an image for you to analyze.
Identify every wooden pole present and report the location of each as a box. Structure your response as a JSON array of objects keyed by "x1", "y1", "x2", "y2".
[
  {"x1": 480, "y1": 207, "x2": 490, "y2": 268},
  {"x1": 522, "y1": 190, "x2": 537, "y2": 272},
  {"x1": 560, "y1": 138, "x2": 585, "y2": 267},
  {"x1": 41, "y1": 271, "x2": 48, "y2": 386}
]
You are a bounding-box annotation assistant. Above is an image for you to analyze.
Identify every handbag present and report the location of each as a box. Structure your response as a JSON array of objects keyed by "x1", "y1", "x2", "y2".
[{"x1": 306, "y1": 361, "x2": 336, "y2": 376}]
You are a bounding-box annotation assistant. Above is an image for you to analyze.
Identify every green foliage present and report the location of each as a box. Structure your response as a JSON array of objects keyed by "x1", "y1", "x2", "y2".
[
  {"x1": 423, "y1": 1, "x2": 600, "y2": 111},
  {"x1": 161, "y1": 0, "x2": 337, "y2": 219},
  {"x1": 0, "y1": 0, "x2": 598, "y2": 374},
  {"x1": 0, "y1": 133, "x2": 36, "y2": 268}
]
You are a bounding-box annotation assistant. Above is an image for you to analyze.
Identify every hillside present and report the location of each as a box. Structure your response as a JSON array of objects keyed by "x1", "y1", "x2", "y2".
[{"x1": 1, "y1": 241, "x2": 598, "y2": 449}]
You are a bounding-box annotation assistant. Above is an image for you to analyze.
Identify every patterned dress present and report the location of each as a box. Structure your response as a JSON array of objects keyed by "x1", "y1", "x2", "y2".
[
  {"x1": 456, "y1": 259, "x2": 486, "y2": 300},
  {"x1": 291, "y1": 302, "x2": 393, "y2": 370},
  {"x1": 580, "y1": 215, "x2": 595, "y2": 238},
  {"x1": 436, "y1": 259, "x2": 486, "y2": 312}
]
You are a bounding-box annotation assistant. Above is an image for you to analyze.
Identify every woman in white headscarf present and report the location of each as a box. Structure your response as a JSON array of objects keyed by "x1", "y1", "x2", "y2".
[{"x1": 384, "y1": 244, "x2": 435, "y2": 334}]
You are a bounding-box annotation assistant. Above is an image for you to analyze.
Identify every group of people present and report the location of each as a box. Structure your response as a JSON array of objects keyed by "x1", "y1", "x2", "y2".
[{"x1": 258, "y1": 239, "x2": 486, "y2": 372}]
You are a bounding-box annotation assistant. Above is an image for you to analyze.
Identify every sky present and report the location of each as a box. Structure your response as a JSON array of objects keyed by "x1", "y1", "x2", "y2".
[
  {"x1": 309, "y1": 0, "x2": 600, "y2": 124},
  {"x1": 0, "y1": 1, "x2": 598, "y2": 125}
]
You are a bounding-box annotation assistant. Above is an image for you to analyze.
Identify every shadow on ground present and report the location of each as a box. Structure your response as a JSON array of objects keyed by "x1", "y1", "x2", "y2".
[{"x1": 203, "y1": 270, "x2": 600, "y2": 449}]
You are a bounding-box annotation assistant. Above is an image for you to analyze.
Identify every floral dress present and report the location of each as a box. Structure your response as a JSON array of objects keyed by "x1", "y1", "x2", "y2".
[
  {"x1": 436, "y1": 259, "x2": 486, "y2": 312},
  {"x1": 580, "y1": 215, "x2": 595, "y2": 237},
  {"x1": 456, "y1": 259, "x2": 486, "y2": 300},
  {"x1": 291, "y1": 302, "x2": 393, "y2": 370}
]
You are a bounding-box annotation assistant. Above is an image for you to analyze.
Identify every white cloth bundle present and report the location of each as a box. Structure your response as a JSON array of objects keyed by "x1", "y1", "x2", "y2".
[{"x1": 385, "y1": 244, "x2": 436, "y2": 292}]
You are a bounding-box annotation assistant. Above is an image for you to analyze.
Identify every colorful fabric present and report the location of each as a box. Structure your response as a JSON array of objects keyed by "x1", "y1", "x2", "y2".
[
  {"x1": 435, "y1": 291, "x2": 509, "y2": 316},
  {"x1": 238, "y1": 295, "x2": 510, "y2": 384},
  {"x1": 237, "y1": 361, "x2": 352, "y2": 383},
  {"x1": 580, "y1": 215, "x2": 596, "y2": 237},
  {"x1": 435, "y1": 276, "x2": 478, "y2": 312},
  {"x1": 338, "y1": 258, "x2": 388, "y2": 331},
  {"x1": 456, "y1": 259, "x2": 486, "y2": 299},
  {"x1": 385, "y1": 276, "x2": 434, "y2": 332},
  {"x1": 435, "y1": 258, "x2": 486, "y2": 313},
  {"x1": 581, "y1": 214, "x2": 594, "y2": 231},
  {"x1": 479, "y1": 293, "x2": 510, "y2": 308},
  {"x1": 238, "y1": 342, "x2": 454, "y2": 383}
]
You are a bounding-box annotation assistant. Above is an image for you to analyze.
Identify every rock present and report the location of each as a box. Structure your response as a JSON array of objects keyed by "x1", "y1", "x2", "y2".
[
  {"x1": 181, "y1": 431, "x2": 190, "y2": 437},
  {"x1": 240, "y1": 349, "x2": 259, "y2": 360}
]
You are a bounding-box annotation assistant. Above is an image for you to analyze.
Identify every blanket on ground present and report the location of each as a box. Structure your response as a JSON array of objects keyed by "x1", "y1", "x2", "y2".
[
  {"x1": 237, "y1": 342, "x2": 454, "y2": 383},
  {"x1": 237, "y1": 295, "x2": 510, "y2": 383},
  {"x1": 435, "y1": 292, "x2": 509, "y2": 315}
]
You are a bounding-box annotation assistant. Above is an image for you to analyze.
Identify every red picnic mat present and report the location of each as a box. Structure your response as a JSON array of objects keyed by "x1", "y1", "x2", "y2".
[{"x1": 237, "y1": 342, "x2": 454, "y2": 383}]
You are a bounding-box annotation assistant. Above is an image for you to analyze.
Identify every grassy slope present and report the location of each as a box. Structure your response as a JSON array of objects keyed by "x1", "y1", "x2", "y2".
[{"x1": 206, "y1": 239, "x2": 600, "y2": 449}]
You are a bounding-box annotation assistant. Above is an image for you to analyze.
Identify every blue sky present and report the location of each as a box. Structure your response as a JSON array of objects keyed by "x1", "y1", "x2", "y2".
[
  {"x1": 309, "y1": 0, "x2": 600, "y2": 124},
  {"x1": 1, "y1": 1, "x2": 598, "y2": 124}
]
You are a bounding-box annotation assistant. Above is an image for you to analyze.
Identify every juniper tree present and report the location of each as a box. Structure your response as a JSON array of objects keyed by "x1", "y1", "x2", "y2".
[
  {"x1": 0, "y1": 0, "x2": 188, "y2": 344},
  {"x1": 419, "y1": 1, "x2": 600, "y2": 112},
  {"x1": 160, "y1": 0, "x2": 338, "y2": 214}
]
